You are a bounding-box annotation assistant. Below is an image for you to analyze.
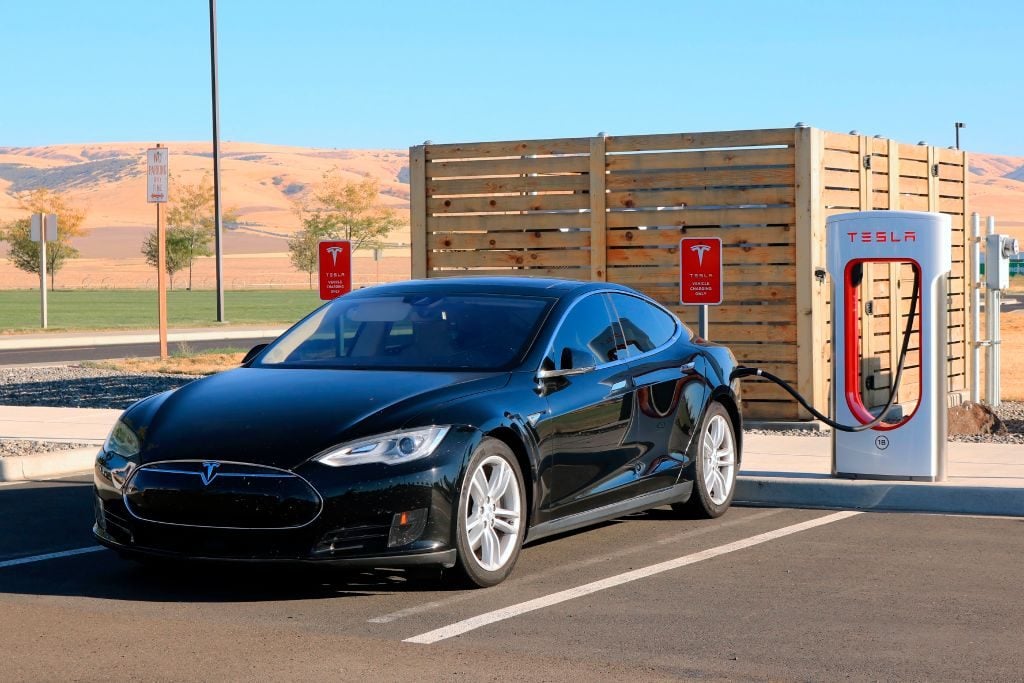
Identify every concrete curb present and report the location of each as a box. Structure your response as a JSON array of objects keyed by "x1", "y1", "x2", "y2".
[
  {"x1": 0, "y1": 329, "x2": 286, "y2": 351},
  {"x1": 736, "y1": 475, "x2": 1024, "y2": 518},
  {"x1": 0, "y1": 447, "x2": 97, "y2": 482}
]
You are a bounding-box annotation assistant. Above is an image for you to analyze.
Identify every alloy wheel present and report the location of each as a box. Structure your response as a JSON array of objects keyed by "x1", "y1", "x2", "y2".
[
  {"x1": 464, "y1": 454, "x2": 522, "y2": 572},
  {"x1": 702, "y1": 413, "x2": 736, "y2": 505}
]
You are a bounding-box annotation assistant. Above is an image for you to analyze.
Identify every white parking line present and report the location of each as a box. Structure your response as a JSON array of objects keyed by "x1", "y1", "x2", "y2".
[
  {"x1": 0, "y1": 545, "x2": 106, "y2": 569},
  {"x1": 368, "y1": 509, "x2": 786, "y2": 626},
  {"x1": 370, "y1": 600, "x2": 449, "y2": 624},
  {"x1": 404, "y1": 511, "x2": 862, "y2": 644}
]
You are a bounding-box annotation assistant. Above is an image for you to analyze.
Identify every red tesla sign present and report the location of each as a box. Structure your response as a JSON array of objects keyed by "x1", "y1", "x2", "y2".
[
  {"x1": 679, "y1": 237, "x2": 723, "y2": 305},
  {"x1": 318, "y1": 240, "x2": 352, "y2": 300}
]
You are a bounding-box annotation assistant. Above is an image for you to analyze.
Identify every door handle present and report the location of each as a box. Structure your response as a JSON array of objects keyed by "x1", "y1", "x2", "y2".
[{"x1": 680, "y1": 361, "x2": 698, "y2": 374}]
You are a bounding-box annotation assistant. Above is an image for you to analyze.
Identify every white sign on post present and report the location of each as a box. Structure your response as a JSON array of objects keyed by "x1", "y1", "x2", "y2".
[
  {"x1": 29, "y1": 214, "x2": 57, "y2": 242},
  {"x1": 147, "y1": 147, "x2": 169, "y2": 203}
]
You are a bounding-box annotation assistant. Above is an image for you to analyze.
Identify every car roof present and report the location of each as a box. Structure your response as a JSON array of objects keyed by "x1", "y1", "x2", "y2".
[{"x1": 351, "y1": 277, "x2": 637, "y2": 299}]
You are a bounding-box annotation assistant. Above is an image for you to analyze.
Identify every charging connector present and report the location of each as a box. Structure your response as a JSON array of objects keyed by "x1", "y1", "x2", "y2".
[{"x1": 731, "y1": 271, "x2": 920, "y2": 433}]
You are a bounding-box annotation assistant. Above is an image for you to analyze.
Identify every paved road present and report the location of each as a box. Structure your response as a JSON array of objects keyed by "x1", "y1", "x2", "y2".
[
  {"x1": 0, "y1": 337, "x2": 274, "y2": 366},
  {"x1": 1, "y1": 475, "x2": 1022, "y2": 681}
]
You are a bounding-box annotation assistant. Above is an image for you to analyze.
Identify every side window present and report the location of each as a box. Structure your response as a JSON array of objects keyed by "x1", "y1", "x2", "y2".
[
  {"x1": 546, "y1": 294, "x2": 620, "y2": 370},
  {"x1": 608, "y1": 293, "x2": 677, "y2": 357}
]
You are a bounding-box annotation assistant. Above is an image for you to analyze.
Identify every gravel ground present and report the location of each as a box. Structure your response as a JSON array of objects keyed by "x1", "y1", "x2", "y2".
[
  {"x1": 1, "y1": 365, "x2": 1021, "y2": 445},
  {"x1": 0, "y1": 365, "x2": 195, "y2": 409},
  {"x1": 747, "y1": 402, "x2": 1024, "y2": 444},
  {"x1": 0, "y1": 440, "x2": 95, "y2": 458},
  {"x1": 950, "y1": 402, "x2": 1024, "y2": 444}
]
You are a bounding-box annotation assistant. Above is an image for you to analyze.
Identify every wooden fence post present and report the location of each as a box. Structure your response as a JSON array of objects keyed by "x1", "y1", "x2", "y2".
[
  {"x1": 795, "y1": 126, "x2": 827, "y2": 420},
  {"x1": 410, "y1": 144, "x2": 427, "y2": 279},
  {"x1": 962, "y1": 148, "x2": 973, "y2": 400},
  {"x1": 589, "y1": 135, "x2": 607, "y2": 281}
]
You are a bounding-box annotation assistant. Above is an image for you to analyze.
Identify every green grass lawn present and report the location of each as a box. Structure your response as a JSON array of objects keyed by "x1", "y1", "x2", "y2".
[{"x1": 0, "y1": 289, "x2": 324, "y2": 332}]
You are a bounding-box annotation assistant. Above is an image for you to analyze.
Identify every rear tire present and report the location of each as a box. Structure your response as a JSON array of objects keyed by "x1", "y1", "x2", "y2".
[
  {"x1": 673, "y1": 401, "x2": 737, "y2": 519},
  {"x1": 451, "y1": 438, "x2": 526, "y2": 588}
]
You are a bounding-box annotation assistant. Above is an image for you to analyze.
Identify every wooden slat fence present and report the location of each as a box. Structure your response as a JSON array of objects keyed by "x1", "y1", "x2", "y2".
[{"x1": 411, "y1": 128, "x2": 970, "y2": 421}]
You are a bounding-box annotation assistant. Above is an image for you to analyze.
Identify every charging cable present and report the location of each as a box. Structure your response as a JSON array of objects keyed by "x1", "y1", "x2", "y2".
[{"x1": 731, "y1": 271, "x2": 920, "y2": 433}]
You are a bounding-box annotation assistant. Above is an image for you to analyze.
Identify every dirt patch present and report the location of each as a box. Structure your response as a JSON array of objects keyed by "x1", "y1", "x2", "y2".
[
  {"x1": 90, "y1": 352, "x2": 247, "y2": 376},
  {"x1": 948, "y1": 402, "x2": 1006, "y2": 436}
]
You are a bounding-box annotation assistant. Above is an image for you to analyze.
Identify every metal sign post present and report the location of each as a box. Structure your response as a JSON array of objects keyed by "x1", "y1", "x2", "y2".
[
  {"x1": 30, "y1": 213, "x2": 57, "y2": 329},
  {"x1": 318, "y1": 240, "x2": 352, "y2": 300},
  {"x1": 147, "y1": 145, "x2": 170, "y2": 359},
  {"x1": 679, "y1": 237, "x2": 723, "y2": 339}
]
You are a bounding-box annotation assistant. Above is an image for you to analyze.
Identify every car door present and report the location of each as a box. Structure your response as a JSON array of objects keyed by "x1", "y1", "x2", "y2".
[
  {"x1": 608, "y1": 292, "x2": 710, "y2": 496},
  {"x1": 534, "y1": 292, "x2": 639, "y2": 519}
]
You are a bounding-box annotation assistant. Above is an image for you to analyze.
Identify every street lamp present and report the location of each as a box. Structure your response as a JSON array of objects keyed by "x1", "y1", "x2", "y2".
[
  {"x1": 210, "y1": 0, "x2": 225, "y2": 322},
  {"x1": 954, "y1": 122, "x2": 966, "y2": 150}
]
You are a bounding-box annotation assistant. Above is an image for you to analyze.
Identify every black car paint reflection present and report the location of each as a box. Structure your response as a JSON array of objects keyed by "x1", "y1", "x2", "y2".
[{"x1": 93, "y1": 277, "x2": 741, "y2": 570}]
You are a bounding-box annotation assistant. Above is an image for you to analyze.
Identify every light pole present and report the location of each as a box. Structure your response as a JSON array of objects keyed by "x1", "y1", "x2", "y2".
[
  {"x1": 954, "y1": 121, "x2": 966, "y2": 150},
  {"x1": 209, "y1": 0, "x2": 225, "y2": 322}
]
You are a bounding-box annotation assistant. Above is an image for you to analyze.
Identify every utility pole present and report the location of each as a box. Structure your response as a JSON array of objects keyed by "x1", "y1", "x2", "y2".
[
  {"x1": 954, "y1": 121, "x2": 966, "y2": 150},
  {"x1": 210, "y1": 0, "x2": 226, "y2": 322}
]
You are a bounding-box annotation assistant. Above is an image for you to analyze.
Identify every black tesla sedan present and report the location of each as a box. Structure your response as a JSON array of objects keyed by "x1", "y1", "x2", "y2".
[{"x1": 94, "y1": 277, "x2": 742, "y2": 587}]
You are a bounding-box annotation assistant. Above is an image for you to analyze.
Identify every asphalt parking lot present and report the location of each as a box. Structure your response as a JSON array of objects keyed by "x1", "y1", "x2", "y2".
[{"x1": 1, "y1": 474, "x2": 1022, "y2": 681}]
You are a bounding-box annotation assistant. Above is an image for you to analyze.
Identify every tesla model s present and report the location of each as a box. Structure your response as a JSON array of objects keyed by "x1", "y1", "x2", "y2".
[{"x1": 94, "y1": 277, "x2": 743, "y2": 587}]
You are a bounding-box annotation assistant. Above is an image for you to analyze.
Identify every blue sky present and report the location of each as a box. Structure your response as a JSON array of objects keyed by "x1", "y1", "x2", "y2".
[{"x1": 3, "y1": 0, "x2": 1022, "y2": 155}]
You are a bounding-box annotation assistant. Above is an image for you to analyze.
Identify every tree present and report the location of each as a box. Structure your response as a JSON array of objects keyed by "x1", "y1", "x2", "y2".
[
  {"x1": 141, "y1": 227, "x2": 195, "y2": 291},
  {"x1": 287, "y1": 214, "x2": 335, "y2": 289},
  {"x1": 289, "y1": 174, "x2": 404, "y2": 287},
  {"x1": 0, "y1": 189, "x2": 87, "y2": 290},
  {"x1": 147, "y1": 174, "x2": 237, "y2": 290}
]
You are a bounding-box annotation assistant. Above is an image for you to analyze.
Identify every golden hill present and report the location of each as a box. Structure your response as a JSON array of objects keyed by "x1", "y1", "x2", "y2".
[{"x1": 0, "y1": 141, "x2": 410, "y2": 258}]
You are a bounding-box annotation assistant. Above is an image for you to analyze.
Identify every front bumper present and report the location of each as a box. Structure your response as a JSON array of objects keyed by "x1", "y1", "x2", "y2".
[
  {"x1": 93, "y1": 429, "x2": 479, "y2": 568},
  {"x1": 93, "y1": 525, "x2": 457, "y2": 568}
]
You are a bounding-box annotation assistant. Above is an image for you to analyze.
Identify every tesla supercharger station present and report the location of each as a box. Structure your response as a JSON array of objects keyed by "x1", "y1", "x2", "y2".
[{"x1": 827, "y1": 211, "x2": 952, "y2": 481}]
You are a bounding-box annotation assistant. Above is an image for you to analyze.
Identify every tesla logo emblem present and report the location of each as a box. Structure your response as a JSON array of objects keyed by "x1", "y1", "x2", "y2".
[
  {"x1": 690, "y1": 244, "x2": 711, "y2": 266},
  {"x1": 199, "y1": 461, "x2": 220, "y2": 485},
  {"x1": 325, "y1": 246, "x2": 345, "y2": 266},
  {"x1": 874, "y1": 435, "x2": 890, "y2": 451}
]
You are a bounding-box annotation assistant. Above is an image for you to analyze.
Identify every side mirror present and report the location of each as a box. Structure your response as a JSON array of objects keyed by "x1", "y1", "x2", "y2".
[
  {"x1": 242, "y1": 343, "x2": 269, "y2": 365},
  {"x1": 537, "y1": 347, "x2": 596, "y2": 380}
]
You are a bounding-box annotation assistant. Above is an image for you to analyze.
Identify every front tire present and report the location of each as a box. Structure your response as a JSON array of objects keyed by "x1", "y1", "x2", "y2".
[
  {"x1": 674, "y1": 401, "x2": 737, "y2": 518},
  {"x1": 452, "y1": 438, "x2": 526, "y2": 588}
]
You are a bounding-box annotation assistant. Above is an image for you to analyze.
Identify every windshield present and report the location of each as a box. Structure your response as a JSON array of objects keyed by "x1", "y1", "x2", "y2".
[{"x1": 255, "y1": 293, "x2": 554, "y2": 371}]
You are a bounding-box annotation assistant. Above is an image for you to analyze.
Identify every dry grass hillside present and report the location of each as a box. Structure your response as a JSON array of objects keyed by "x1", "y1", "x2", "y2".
[
  {"x1": 0, "y1": 141, "x2": 411, "y2": 288},
  {"x1": 0, "y1": 141, "x2": 1021, "y2": 290},
  {"x1": 969, "y1": 152, "x2": 1024, "y2": 242}
]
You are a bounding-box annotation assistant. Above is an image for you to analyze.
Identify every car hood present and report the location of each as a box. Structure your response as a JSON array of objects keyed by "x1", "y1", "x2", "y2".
[{"x1": 126, "y1": 367, "x2": 508, "y2": 470}]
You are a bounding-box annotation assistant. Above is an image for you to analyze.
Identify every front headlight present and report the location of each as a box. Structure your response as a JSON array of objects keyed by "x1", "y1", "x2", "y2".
[
  {"x1": 314, "y1": 426, "x2": 450, "y2": 467},
  {"x1": 98, "y1": 418, "x2": 141, "y2": 491},
  {"x1": 104, "y1": 418, "x2": 141, "y2": 459}
]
